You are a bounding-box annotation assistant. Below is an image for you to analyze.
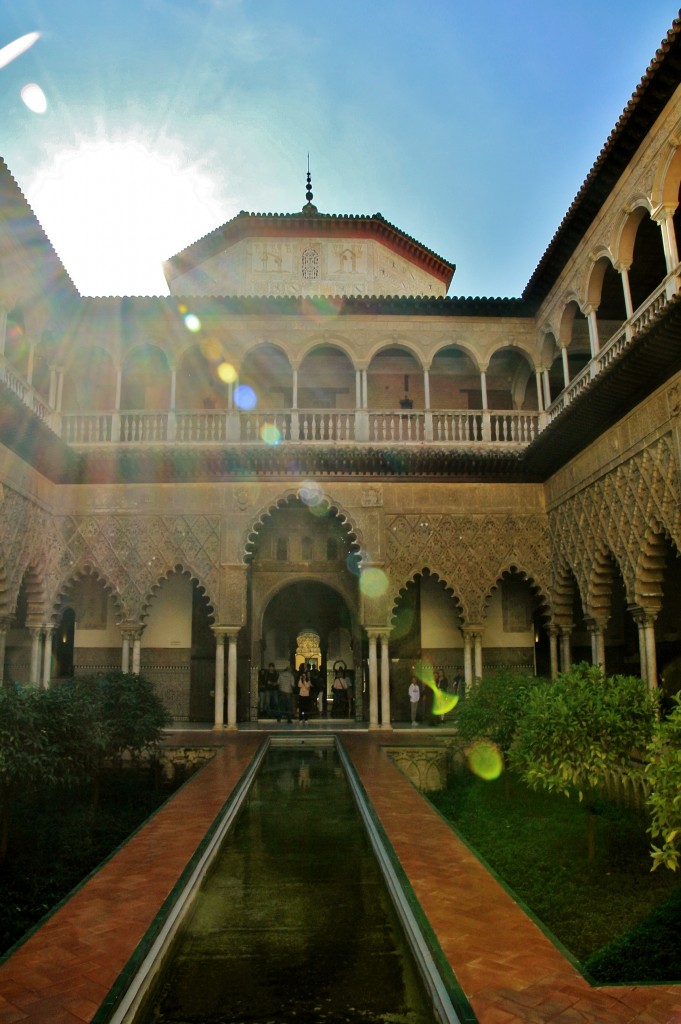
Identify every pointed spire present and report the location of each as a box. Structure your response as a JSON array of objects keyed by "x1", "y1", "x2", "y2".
[{"x1": 302, "y1": 154, "x2": 318, "y2": 214}]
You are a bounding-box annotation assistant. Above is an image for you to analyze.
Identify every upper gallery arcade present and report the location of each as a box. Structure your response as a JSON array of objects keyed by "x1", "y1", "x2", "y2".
[{"x1": 1, "y1": 13, "x2": 681, "y2": 729}]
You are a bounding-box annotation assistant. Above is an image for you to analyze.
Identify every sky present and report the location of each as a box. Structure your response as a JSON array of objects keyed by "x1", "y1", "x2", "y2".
[{"x1": 0, "y1": 1, "x2": 677, "y2": 298}]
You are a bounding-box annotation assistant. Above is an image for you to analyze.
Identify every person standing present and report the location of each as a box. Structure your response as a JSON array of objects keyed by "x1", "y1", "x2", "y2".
[
  {"x1": 332, "y1": 667, "x2": 349, "y2": 717},
  {"x1": 408, "y1": 676, "x2": 421, "y2": 726},
  {"x1": 263, "y1": 662, "x2": 279, "y2": 717},
  {"x1": 298, "y1": 669, "x2": 313, "y2": 723},
  {"x1": 277, "y1": 663, "x2": 295, "y2": 723}
]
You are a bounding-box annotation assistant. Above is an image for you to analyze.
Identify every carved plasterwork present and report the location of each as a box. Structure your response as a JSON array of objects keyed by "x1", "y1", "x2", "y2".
[
  {"x1": 550, "y1": 436, "x2": 681, "y2": 615},
  {"x1": 385, "y1": 512, "x2": 551, "y2": 624},
  {"x1": 0, "y1": 487, "x2": 62, "y2": 617},
  {"x1": 54, "y1": 514, "x2": 221, "y2": 621}
]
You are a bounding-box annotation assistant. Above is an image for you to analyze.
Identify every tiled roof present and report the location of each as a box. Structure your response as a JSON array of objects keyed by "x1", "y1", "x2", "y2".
[{"x1": 163, "y1": 210, "x2": 455, "y2": 288}]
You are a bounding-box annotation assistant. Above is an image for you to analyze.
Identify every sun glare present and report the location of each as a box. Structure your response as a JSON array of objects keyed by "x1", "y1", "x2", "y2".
[{"x1": 25, "y1": 138, "x2": 227, "y2": 296}]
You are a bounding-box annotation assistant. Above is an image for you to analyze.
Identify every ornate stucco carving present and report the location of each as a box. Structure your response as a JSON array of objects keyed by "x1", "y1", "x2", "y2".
[
  {"x1": 54, "y1": 514, "x2": 221, "y2": 621},
  {"x1": 385, "y1": 512, "x2": 552, "y2": 624},
  {"x1": 550, "y1": 435, "x2": 681, "y2": 615}
]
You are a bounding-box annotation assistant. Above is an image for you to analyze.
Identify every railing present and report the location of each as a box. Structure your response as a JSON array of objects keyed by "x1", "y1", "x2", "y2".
[
  {"x1": 0, "y1": 361, "x2": 54, "y2": 427},
  {"x1": 3, "y1": 269, "x2": 678, "y2": 449},
  {"x1": 547, "y1": 272, "x2": 678, "y2": 424}
]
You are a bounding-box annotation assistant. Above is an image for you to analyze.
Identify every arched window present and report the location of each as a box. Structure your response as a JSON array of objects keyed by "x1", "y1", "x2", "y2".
[
  {"x1": 276, "y1": 537, "x2": 288, "y2": 561},
  {"x1": 302, "y1": 536, "x2": 313, "y2": 561}
]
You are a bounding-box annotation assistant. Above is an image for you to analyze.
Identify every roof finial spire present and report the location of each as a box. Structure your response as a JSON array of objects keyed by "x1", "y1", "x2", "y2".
[{"x1": 303, "y1": 154, "x2": 318, "y2": 214}]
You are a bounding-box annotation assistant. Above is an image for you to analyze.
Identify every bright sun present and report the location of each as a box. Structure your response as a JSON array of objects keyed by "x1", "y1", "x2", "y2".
[{"x1": 25, "y1": 137, "x2": 227, "y2": 296}]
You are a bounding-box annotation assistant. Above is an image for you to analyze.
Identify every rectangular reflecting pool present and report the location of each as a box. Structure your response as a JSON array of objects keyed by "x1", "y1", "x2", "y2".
[{"x1": 134, "y1": 740, "x2": 439, "y2": 1024}]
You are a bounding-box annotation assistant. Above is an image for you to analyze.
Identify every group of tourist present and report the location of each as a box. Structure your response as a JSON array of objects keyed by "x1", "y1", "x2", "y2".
[
  {"x1": 408, "y1": 668, "x2": 464, "y2": 726},
  {"x1": 258, "y1": 663, "x2": 353, "y2": 722}
]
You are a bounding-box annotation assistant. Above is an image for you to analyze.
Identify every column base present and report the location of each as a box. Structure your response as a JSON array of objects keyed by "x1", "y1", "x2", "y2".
[
  {"x1": 225, "y1": 723, "x2": 238, "y2": 732},
  {"x1": 212, "y1": 722, "x2": 225, "y2": 731},
  {"x1": 379, "y1": 722, "x2": 393, "y2": 730},
  {"x1": 368, "y1": 722, "x2": 381, "y2": 730}
]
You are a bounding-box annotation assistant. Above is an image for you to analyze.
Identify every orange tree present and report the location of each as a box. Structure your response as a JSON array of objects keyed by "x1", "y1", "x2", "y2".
[
  {"x1": 509, "y1": 663, "x2": 657, "y2": 861},
  {"x1": 646, "y1": 696, "x2": 681, "y2": 871}
]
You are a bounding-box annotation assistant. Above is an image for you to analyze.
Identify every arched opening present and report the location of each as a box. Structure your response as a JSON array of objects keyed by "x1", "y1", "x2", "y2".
[
  {"x1": 390, "y1": 570, "x2": 463, "y2": 721},
  {"x1": 176, "y1": 344, "x2": 228, "y2": 410},
  {"x1": 62, "y1": 347, "x2": 116, "y2": 412},
  {"x1": 247, "y1": 494, "x2": 361, "y2": 721},
  {"x1": 53, "y1": 607, "x2": 75, "y2": 679},
  {"x1": 429, "y1": 346, "x2": 480, "y2": 409},
  {"x1": 120, "y1": 346, "x2": 171, "y2": 410},
  {"x1": 239, "y1": 343, "x2": 292, "y2": 410},
  {"x1": 627, "y1": 211, "x2": 668, "y2": 312},
  {"x1": 297, "y1": 345, "x2": 355, "y2": 410},
  {"x1": 589, "y1": 257, "x2": 628, "y2": 346},
  {"x1": 558, "y1": 301, "x2": 591, "y2": 382},
  {"x1": 485, "y1": 569, "x2": 549, "y2": 677},
  {"x1": 260, "y1": 580, "x2": 355, "y2": 718},
  {"x1": 367, "y1": 347, "x2": 423, "y2": 410},
  {"x1": 486, "y1": 348, "x2": 538, "y2": 410},
  {"x1": 143, "y1": 570, "x2": 215, "y2": 724},
  {"x1": 54, "y1": 572, "x2": 120, "y2": 678}
]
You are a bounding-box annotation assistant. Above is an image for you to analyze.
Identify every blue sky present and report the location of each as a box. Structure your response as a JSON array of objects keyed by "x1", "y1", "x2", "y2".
[{"x1": 0, "y1": 1, "x2": 677, "y2": 297}]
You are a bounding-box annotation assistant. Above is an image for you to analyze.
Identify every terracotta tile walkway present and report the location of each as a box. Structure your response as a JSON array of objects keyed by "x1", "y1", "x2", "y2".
[{"x1": 0, "y1": 730, "x2": 679, "y2": 1024}]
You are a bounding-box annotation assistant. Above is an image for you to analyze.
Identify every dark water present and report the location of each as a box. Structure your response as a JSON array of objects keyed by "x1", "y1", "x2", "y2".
[{"x1": 141, "y1": 744, "x2": 434, "y2": 1024}]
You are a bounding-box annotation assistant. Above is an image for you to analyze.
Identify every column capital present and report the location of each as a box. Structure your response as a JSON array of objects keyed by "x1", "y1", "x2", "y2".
[{"x1": 628, "y1": 604, "x2": 658, "y2": 628}]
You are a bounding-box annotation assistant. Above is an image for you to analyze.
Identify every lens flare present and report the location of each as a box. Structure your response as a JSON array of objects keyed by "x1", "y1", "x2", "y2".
[
  {"x1": 183, "y1": 312, "x2": 201, "y2": 332},
  {"x1": 359, "y1": 567, "x2": 389, "y2": 598},
  {"x1": 298, "y1": 479, "x2": 323, "y2": 507},
  {"x1": 0, "y1": 32, "x2": 41, "y2": 70},
  {"x1": 467, "y1": 740, "x2": 504, "y2": 780},
  {"x1": 260, "y1": 423, "x2": 281, "y2": 446},
  {"x1": 201, "y1": 337, "x2": 222, "y2": 361},
  {"x1": 217, "y1": 361, "x2": 237, "y2": 384},
  {"x1": 20, "y1": 82, "x2": 47, "y2": 114},
  {"x1": 233, "y1": 384, "x2": 256, "y2": 410}
]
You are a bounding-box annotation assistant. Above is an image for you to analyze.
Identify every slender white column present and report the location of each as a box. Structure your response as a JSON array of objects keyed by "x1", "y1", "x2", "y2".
[
  {"x1": 549, "y1": 627, "x2": 559, "y2": 680},
  {"x1": 636, "y1": 618, "x2": 648, "y2": 684},
  {"x1": 462, "y1": 631, "x2": 473, "y2": 690},
  {"x1": 121, "y1": 631, "x2": 131, "y2": 673},
  {"x1": 132, "y1": 633, "x2": 141, "y2": 675},
  {"x1": 535, "y1": 370, "x2": 544, "y2": 411},
  {"x1": 423, "y1": 369, "x2": 430, "y2": 410},
  {"x1": 663, "y1": 210, "x2": 679, "y2": 271},
  {"x1": 560, "y1": 628, "x2": 572, "y2": 673},
  {"x1": 589, "y1": 622, "x2": 606, "y2": 669},
  {"x1": 355, "y1": 369, "x2": 361, "y2": 408},
  {"x1": 561, "y1": 347, "x2": 570, "y2": 387},
  {"x1": 41, "y1": 625, "x2": 54, "y2": 688},
  {"x1": 114, "y1": 368, "x2": 123, "y2": 410},
  {"x1": 644, "y1": 619, "x2": 658, "y2": 689},
  {"x1": 542, "y1": 369, "x2": 551, "y2": 409},
  {"x1": 479, "y1": 371, "x2": 488, "y2": 409},
  {"x1": 29, "y1": 627, "x2": 42, "y2": 685},
  {"x1": 213, "y1": 629, "x2": 225, "y2": 729},
  {"x1": 367, "y1": 632, "x2": 379, "y2": 728},
  {"x1": 586, "y1": 308, "x2": 600, "y2": 356},
  {"x1": 169, "y1": 368, "x2": 177, "y2": 410},
  {"x1": 619, "y1": 267, "x2": 634, "y2": 319},
  {"x1": 379, "y1": 633, "x2": 391, "y2": 729},
  {"x1": 226, "y1": 628, "x2": 239, "y2": 730},
  {"x1": 473, "y1": 631, "x2": 483, "y2": 680},
  {"x1": 292, "y1": 368, "x2": 298, "y2": 409},
  {"x1": 362, "y1": 369, "x2": 368, "y2": 409}
]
